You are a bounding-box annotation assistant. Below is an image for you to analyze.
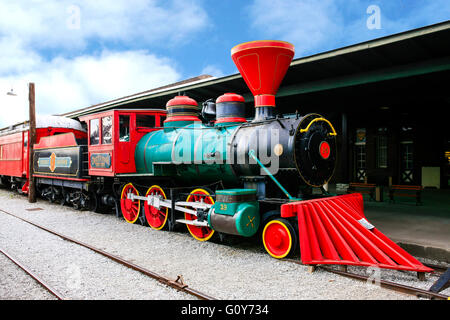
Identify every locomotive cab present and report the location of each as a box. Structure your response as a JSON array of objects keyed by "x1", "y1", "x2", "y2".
[{"x1": 79, "y1": 109, "x2": 166, "y2": 176}]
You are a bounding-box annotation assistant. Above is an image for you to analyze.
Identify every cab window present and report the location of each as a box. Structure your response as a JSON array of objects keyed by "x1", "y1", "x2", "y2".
[
  {"x1": 119, "y1": 115, "x2": 130, "y2": 142},
  {"x1": 102, "y1": 116, "x2": 112, "y2": 144},
  {"x1": 90, "y1": 119, "x2": 100, "y2": 145}
]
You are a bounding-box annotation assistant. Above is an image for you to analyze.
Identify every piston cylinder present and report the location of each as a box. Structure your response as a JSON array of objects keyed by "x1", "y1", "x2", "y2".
[{"x1": 208, "y1": 189, "x2": 259, "y2": 237}]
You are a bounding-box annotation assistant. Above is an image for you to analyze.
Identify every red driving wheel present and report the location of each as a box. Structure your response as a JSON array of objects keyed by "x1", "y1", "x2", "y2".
[
  {"x1": 185, "y1": 188, "x2": 214, "y2": 241},
  {"x1": 144, "y1": 185, "x2": 168, "y2": 230},
  {"x1": 120, "y1": 183, "x2": 141, "y2": 224}
]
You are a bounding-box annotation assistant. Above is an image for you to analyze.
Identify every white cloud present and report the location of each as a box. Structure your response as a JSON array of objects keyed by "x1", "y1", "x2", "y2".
[
  {"x1": 0, "y1": 0, "x2": 209, "y2": 128},
  {"x1": 0, "y1": 37, "x2": 44, "y2": 75},
  {"x1": 248, "y1": 0, "x2": 341, "y2": 56},
  {"x1": 0, "y1": 0, "x2": 210, "y2": 51},
  {"x1": 0, "y1": 50, "x2": 180, "y2": 128},
  {"x1": 201, "y1": 65, "x2": 225, "y2": 78}
]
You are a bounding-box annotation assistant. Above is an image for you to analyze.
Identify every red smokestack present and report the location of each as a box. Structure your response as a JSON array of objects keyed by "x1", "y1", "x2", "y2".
[{"x1": 231, "y1": 40, "x2": 294, "y2": 119}]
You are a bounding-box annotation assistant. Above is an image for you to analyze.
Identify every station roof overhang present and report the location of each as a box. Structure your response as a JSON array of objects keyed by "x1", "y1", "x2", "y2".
[{"x1": 63, "y1": 20, "x2": 450, "y2": 119}]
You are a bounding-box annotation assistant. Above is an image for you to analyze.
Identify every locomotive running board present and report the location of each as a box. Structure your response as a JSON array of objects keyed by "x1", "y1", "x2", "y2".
[{"x1": 281, "y1": 193, "x2": 432, "y2": 273}]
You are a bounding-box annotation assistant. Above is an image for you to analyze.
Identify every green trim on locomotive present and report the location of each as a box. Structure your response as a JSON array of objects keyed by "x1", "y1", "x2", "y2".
[{"x1": 135, "y1": 121, "x2": 239, "y2": 184}]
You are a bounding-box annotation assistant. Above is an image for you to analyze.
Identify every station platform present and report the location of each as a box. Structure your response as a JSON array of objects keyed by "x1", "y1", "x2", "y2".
[{"x1": 328, "y1": 185, "x2": 450, "y2": 263}]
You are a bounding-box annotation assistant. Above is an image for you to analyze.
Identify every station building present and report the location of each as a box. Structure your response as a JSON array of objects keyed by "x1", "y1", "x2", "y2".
[{"x1": 64, "y1": 21, "x2": 450, "y2": 190}]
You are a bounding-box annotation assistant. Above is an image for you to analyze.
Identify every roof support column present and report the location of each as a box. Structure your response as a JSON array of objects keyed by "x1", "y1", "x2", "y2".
[{"x1": 340, "y1": 112, "x2": 349, "y2": 183}]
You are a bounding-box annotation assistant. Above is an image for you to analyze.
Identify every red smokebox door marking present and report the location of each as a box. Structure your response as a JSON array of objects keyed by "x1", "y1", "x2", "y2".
[{"x1": 319, "y1": 141, "x2": 331, "y2": 159}]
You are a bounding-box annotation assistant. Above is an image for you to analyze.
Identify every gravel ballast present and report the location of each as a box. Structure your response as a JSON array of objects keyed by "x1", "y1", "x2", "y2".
[{"x1": 0, "y1": 188, "x2": 447, "y2": 300}]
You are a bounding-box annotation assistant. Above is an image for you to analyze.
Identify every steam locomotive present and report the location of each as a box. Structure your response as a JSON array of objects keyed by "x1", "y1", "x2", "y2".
[{"x1": 0, "y1": 40, "x2": 338, "y2": 259}]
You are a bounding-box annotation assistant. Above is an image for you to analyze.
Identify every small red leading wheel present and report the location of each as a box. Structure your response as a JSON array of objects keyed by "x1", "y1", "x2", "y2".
[
  {"x1": 262, "y1": 218, "x2": 297, "y2": 259},
  {"x1": 144, "y1": 185, "x2": 168, "y2": 230},
  {"x1": 185, "y1": 188, "x2": 215, "y2": 241},
  {"x1": 120, "y1": 183, "x2": 141, "y2": 224}
]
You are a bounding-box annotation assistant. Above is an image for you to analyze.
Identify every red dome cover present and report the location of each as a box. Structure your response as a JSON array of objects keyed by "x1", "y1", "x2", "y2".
[
  {"x1": 216, "y1": 92, "x2": 245, "y2": 104},
  {"x1": 166, "y1": 95, "x2": 198, "y2": 107}
]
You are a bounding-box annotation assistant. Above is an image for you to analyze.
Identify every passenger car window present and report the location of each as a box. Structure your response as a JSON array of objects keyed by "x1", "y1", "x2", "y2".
[
  {"x1": 102, "y1": 116, "x2": 112, "y2": 144},
  {"x1": 119, "y1": 115, "x2": 130, "y2": 142},
  {"x1": 90, "y1": 119, "x2": 100, "y2": 145}
]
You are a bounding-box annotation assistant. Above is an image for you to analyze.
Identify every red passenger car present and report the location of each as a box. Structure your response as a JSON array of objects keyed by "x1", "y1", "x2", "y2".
[{"x1": 0, "y1": 116, "x2": 87, "y2": 193}]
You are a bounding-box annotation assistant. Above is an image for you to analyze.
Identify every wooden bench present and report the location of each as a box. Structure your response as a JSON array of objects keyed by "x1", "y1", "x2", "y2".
[
  {"x1": 347, "y1": 183, "x2": 376, "y2": 201},
  {"x1": 389, "y1": 185, "x2": 423, "y2": 205}
]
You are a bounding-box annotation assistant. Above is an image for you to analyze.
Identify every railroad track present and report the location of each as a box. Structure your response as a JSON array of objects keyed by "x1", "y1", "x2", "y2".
[
  {"x1": 2, "y1": 205, "x2": 447, "y2": 301},
  {"x1": 0, "y1": 208, "x2": 215, "y2": 300},
  {"x1": 0, "y1": 247, "x2": 67, "y2": 300},
  {"x1": 285, "y1": 258, "x2": 449, "y2": 300}
]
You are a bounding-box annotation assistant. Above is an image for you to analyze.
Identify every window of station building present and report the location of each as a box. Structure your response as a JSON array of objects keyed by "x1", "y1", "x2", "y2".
[
  {"x1": 136, "y1": 114, "x2": 155, "y2": 128},
  {"x1": 90, "y1": 119, "x2": 100, "y2": 145},
  {"x1": 376, "y1": 127, "x2": 388, "y2": 169},
  {"x1": 102, "y1": 116, "x2": 112, "y2": 144},
  {"x1": 355, "y1": 128, "x2": 366, "y2": 181},
  {"x1": 119, "y1": 115, "x2": 130, "y2": 142},
  {"x1": 401, "y1": 141, "x2": 414, "y2": 183}
]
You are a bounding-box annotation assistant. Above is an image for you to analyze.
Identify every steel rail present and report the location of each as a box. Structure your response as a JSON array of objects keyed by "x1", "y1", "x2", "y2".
[
  {"x1": 320, "y1": 266, "x2": 449, "y2": 300},
  {"x1": 285, "y1": 259, "x2": 449, "y2": 300},
  {"x1": 0, "y1": 247, "x2": 67, "y2": 300},
  {"x1": 0, "y1": 208, "x2": 215, "y2": 300}
]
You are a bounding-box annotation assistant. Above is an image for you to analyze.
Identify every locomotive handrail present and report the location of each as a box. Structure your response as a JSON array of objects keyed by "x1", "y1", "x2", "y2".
[{"x1": 299, "y1": 117, "x2": 337, "y2": 136}]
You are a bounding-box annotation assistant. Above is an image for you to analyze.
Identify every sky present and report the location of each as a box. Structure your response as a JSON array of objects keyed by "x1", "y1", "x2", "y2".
[{"x1": 0, "y1": 0, "x2": 449, "y2": 128}]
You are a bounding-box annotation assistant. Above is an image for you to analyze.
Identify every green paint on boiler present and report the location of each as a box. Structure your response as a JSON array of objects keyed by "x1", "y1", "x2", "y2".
[{"x1": 135, "y1": 122, "x2": 240, "y2": 184}]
